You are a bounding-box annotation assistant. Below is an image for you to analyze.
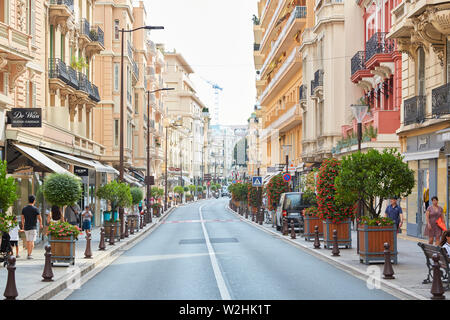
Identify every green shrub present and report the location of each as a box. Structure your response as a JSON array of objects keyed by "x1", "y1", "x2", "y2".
[
  {"x1": 43, "y1": 173, "x2": 82, "y2": 207},
  {"x1": 96, "y1": 180, "x2": 132, "y2": 213},
  {"x1": 130, "y1": 187, "x2": 144, "y2": 206}
]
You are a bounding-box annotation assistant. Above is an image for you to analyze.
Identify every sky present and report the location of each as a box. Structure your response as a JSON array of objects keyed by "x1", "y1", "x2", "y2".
[{"x1": 143, "y1": 0, "x2": 258, "y2": 126}]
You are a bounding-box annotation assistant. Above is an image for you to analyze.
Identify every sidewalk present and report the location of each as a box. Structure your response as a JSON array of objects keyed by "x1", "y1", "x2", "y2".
[
  {"x1": 0, "y1": 204, "x2": 183, "y2": 300},
  {"x1": 227, "y1": 207, "x2": 436, "y2": 300}
]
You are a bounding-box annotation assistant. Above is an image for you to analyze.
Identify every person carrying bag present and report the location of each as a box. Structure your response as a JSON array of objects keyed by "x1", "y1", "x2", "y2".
[{"x1": 64, "y1": 204, "x2": 81, "y2": 226}]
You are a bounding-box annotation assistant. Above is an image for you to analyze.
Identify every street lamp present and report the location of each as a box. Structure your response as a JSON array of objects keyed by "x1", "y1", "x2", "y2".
[
  {"x1": 119, "y1": 25, "x2": 164, "y2": 238},
  {"x1": 146, "y1": 88, "x2": 174, "y2": 223},
  {"x1": 350, "y1": 104, "x2": 368, "y2": 254}
]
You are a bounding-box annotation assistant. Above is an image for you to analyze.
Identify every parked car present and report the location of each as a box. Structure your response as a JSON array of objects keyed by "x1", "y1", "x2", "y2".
[
  {"x1": 275, "y1": 192, "x2": 314, "y2": 232},
  {"x1": 221, "y1": 186, "x2": 230, "y2": 197}
]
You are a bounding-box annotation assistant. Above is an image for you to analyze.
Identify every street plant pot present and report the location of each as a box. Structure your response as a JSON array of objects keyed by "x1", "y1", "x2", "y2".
[
  {"x1": 304, "y1": 215, "x2": 323, "y2": 241},
  {"x1": 251, "y1": 206, "x2": 257, "y2": 214},
  {"x1": 48, "y1": 235, "x2": 76, "y2": 265},
  {"x1": 103, "y1": 211, "x2": 118, "y2": 222},
  {"x1": 358, "y1": 224, "x2": 398, "y2": 265},
  {"x1": 323, "y1": 219, "x2": 352, "y2": 249},
  {"x1": 104, "y1": 220, "x2": 121, "y2": 241}
]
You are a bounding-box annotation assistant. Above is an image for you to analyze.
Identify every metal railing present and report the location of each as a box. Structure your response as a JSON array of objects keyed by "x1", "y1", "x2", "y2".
[
  {"x1": 48, "y1": 58, "x2": 70, "y2": 84},
  {"x1": 404, "y1": 95, "x2": 425, "y2": 125},
  {"x1": 132, "y1": 60, "x2": 139, "y2": 80},
  {"x1": 89, "y1": 26, "x2": 104, "y2": 47},
  {"x1": 351, "y1": 51, "x2": 366, "y2": 76},
  {"x1": 90, "y1": 84, "x2": 100, "y2": 102},
  {"x1": 365, "y1": 32, "x2": 395, "y2": 62},
  {"x1": 254, "y1": 43, "x2": 260, "y2": 51},
  {"x1": 127, "y1": 41, "x2": 133, "y2": 59},
  {"x1": 299, "y1": 84, "x2": 307, "y2": 101},
  {"x1": 80, "y1": 19, "x2": 90, "y2": 39},
  {"x1": 49, "y1": 0, "x2": 74, "y2": 11},
  {"x1": 311, "y1": 69, "x2": 324, "y2": 95},
  {"x1": 432, "y1": 83, "x2": 450, "y2": 117},
  {"x1": 67, "y1": 65, "x2": 79, "y2": 89},
  {"x1": 78, "y1": 72, "x2": 94, "y2": 98}
]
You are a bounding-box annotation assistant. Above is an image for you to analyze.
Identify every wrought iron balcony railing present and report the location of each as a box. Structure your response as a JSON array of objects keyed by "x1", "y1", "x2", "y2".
[
  {"x1": 90, "y1": 84, "x2": 100, "y2": 102},
  {"x1": 351, "y1": 51, "x2": 366, "y2": 76},
  {"x1": 404, "y1": 95, "x2": 426, "y2": 125},
  {"x1": 365, "y1": 32, "x2": 395, "y2": 62},
  {"x1": 80, "y1": 19, "x2": 90, "y2": 39},
  {"x1": 49, "y1": 0, "x2": 74, "y2": 11},
  {"x1": 49, "y1": 58, "x2": 70, "y2": 84},
  {"x1": 127, "y1": 41, "x2": 134, "y2": 59},
  {"x1": 432, "y1": 83, "x2": 450, "y2": 117},
  {"x1": 89, "y1": 26, "x2": 104, "y2": 47},
  {"x1": 78, "y1": 72, "x2": 94, "y2": 97},
  {"x1": 299, "y1": 84, "x2": 307, "y2": 101},
  {"x1": 132, "y1": 60, "x2": 139, "y2": 80},
  {"x1": 310, "y1": 69, "x2": 323, "y2": 95},
  {"x1": 67, "y1": 65, "x2": 79, "y2": 89}
]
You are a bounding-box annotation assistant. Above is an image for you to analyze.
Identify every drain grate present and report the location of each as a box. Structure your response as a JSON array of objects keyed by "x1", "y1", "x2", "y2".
[{"x1": 179, "y1": 238, "x2": 239, "y2": 245}]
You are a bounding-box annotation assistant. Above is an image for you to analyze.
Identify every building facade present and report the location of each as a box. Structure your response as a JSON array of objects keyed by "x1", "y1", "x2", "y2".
[{"x1": 388, "y1": 0, "x2": 450, "y2": 237}]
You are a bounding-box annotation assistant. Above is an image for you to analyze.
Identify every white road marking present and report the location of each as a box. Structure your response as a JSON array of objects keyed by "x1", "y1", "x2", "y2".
[{"x1": 199, "y1": 204, "x2": 232, "y2": 300}]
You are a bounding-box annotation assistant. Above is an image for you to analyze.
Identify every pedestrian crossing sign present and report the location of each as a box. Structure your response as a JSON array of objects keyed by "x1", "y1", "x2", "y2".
[{"x1": 252, "y1": 176, "x2": 263, "y2": 187}]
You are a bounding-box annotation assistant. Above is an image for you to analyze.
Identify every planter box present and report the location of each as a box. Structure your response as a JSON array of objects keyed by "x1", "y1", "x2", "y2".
[
  {"x1": 103, "y1": 211, "x2": 118, "y2": 222},
  {"x1": 304, "y1": 215, "x2": 323, "y2": 241},
  {"x1": 104, "y1": 220, "x2": 121, "y2": 241},
  {"x1": 48, "y1": 235, "x2": 76, "y2": 265},
  {"x1": 358, "y1": 224, "x2": 398, "y2": 265},
  {"x1": 323, "y1": 219, "x2": 352, "y2": 249}
]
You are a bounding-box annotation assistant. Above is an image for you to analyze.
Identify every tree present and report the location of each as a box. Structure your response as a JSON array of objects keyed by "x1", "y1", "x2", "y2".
[
  {"x1": 335, "y1": 149, "x2": 415, "y2": 219},
  {"x1": 130, "y1": 187, "x2": 144, "y2": 206},
  {"x1": 266, "y1": 174, "x2": 288, "y2": 211},
  {"x1": 43, "y1": 173, "x2": 82, "y2": 208},
  {"x1": 96, "y1": 180, "x2": 132, "y2": 213},
  {"x1": 174, "y1": 186, "x2": 184, "y2": 195},
  {"x1": 189, "y1": 185, "x2": 196, "y2": 193},
  {"x1": 0, "y1": 161, "x2": 18, "y2": 232},
  {"x1": 183, "y1": 186, "x2": 189, "y2": 193}
]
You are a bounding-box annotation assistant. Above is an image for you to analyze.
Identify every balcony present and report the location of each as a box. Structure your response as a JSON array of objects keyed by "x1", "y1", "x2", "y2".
[
  {"x1": 254, "y1": 43, "x2": 260, "y2": 51},
  {"x1": 299, "y1": 84, "x2": 307, "y2": 108},
  {"x1": 131, "y1": 59, "x2": 139, "y2": 83},
  {"x1": 85, "y1": 26, "x2": 104, "y2": 56},
  {"x1": 90, "y1": 84, "x2": 100, "y2": 103},
  {"x1": 260, "y1": 0, "x2": 285, "y2": 52},
  {"x1": 365, "y1": 32, "x2": 395, "y2": 68},
  {"x1": 148, "y1": 40, "x2": 156, "y2": 56},
  {"x1": 67, "y1": 66, "x2": 79, "y2": 89},
  {"x1": 260, "y1": 6, "x2": 307, "y2": 77},
  {"x1": 147, "y1": 66, "x2": 156, "y2": 82},
  {"x1": 78, "y1": 19, "x2": 92, "y2": 48},
  {"x1": 128, "y1": 41, "x2": 134, "y2": 60},
  {"x1": 0, "y1": 22, "x2": 33, "y2": 65},
  {"x1": 351, "y1": 51, "x2": 366, "y2": 77},
  {"x1": 48, "y1": 58, "x2": 70, "y2": 84},
  {"x1": 404, "y1": 95, "x2": 425, "y2": 126},
  {"x1": 310, "y1": 69, "x2": 323, "y2": 97},
  {"x1": 49, "y1": 0, "x2": 74, "y2": 26},
  {"x1": 432, "y1": 83, "x2": 450, "y2": 118}
]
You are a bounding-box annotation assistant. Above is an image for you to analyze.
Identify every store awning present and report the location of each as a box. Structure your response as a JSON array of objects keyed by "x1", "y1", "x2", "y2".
[
  {"x1": 124, "y1": 172, "x2": 143, "y2": 187},
  {"x1": 13, "y1": 144, "x2": 73, "y2": 176},
  {"x1": 93, "y1": 161, "x2": 119, "y2": 174},
  {"x1": 402, "y1": 149, "x2": 441, "y2": 162},
  {"x1": 42, "y1": 150, "x2": 119, "y2": 174}
]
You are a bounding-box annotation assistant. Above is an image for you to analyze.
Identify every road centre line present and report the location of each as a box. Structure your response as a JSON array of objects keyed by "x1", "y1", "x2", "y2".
[{"x1": 199, "y1": 204, "x2": 232, "y2": 300}]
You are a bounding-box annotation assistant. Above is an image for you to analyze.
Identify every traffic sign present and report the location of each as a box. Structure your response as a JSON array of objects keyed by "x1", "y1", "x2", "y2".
[
  {"x1": 252, "y1": 176, "x2": 263, "y2": 187},
  {"x1": 232, "y1": 180, "x2": 237, "y2": 184},
  {"x1": 288, "y1": 161, "x2": 296, "y2": 172},
  {"x1": 283, "y1": 173, "x2": 291, "y2": 182}
]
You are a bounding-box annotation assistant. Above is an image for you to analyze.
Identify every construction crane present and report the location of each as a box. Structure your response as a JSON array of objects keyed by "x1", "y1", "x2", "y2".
[{"x1": 201, "y1": 77, "x2": 223, "y2": 126}]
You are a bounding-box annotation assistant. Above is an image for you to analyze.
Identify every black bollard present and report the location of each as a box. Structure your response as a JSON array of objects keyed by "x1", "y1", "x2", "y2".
[
  {"x1": 3, "y1": 256, "x2": 18, "y2": 300},
  {"x1": 98, "y1": 227, "x2": 106, "y2": 250},
  {"x1": 290, "y1": 220, "x2": 296, "y2": 239},
  {"x1": 84, "y1": 231, "x2": 92, "y2": 259},
  {"x1": 382, "y1": 242, "x2": 395, "y2": 279},
  {"x1": 282, "y1": 217, "x2": 288, "y2": 236},
  {"x1": 313, "y1": 225, "x2": 321, "y2": 249},
  {"x1": 42, "y1": 245, "x2": 54, "y2": 282},
  {"x1": 331, "y1": 229, "x2": 340, "y2": 256},
  {"x1": 245, "y1": 207, "x2": 248, "y2": 219},
  {"x1": 140, "y1": 215, "x2": 144, "y2": 229},
  {"x1": 130, "y1": 218, "x2": 135, "y2": 235},
  {"x1": 109, "y1": 225, "x2": 115, "y2": 245},
  {"x1": 124, "y1": 221, "x2": 129, "y2": 238},
  {"x1": 431, "y1": 254, "x2": 446, "y2": 300}
]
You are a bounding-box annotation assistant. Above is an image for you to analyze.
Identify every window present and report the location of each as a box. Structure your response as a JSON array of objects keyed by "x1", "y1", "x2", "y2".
[
  {"x1": 0, "y1": 0, "x2": 8, "y2": 24},
  {"x1": 135, "y1": 93, "x2": 139, "y2": 114},
  {"x1": 114, "y1": 119, "x2": 119, "y2": 146},
  {"x1": 114, "y1": 63, "x2": 119, "y2": 91},
  {"x1": 50, "y1": 25, "x2": 54, "y2": 60},
  {"x1": 60, "y1": 34, "x2": 65, "y2": 62},
  {"x1": 417, "y1": 47, "x2": 425, "y2": 96},
  {"x1": 114, "y1": 20, "x2": 120, "y2": 40},
  {"x1": 27, "y1": 0, "x2": 35, "y2": 42}
]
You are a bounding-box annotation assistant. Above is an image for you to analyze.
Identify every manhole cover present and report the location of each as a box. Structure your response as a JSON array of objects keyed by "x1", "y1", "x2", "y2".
[{"x1": 179, "y1": 238, "x2": 239, "y2": 245}]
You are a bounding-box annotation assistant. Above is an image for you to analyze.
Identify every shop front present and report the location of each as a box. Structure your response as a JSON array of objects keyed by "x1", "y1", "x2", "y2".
[{"x1": 403, "y1": 133, "x2": 447, "y2": 239}]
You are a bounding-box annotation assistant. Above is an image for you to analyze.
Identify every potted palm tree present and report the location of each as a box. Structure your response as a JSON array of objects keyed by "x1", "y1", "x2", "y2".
[{"x1": 42, "y1": 173, "x2": 83, "y2": 265}]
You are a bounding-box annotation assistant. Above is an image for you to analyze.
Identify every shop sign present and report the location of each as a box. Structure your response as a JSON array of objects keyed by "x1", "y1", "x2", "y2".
[
  {"x1": 9, "y1": 108, "x2": 42, "y2": 128},
  {"x1": 74, "y1": 166, "x2": 88, "y2": 176}
]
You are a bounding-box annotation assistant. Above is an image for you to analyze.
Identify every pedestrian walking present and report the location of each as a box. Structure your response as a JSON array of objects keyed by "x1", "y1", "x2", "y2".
[
  {"x1": 64, "y1": 203, "x2": 81, "y2": 227},
  {"x1": 440, "y1": 230, "x2": 450, "y2": 257},
  {"x1": 384, "y1": 198, "x2": 404, "y2": 233},
  {"x1": 81, "y1": 205, "x2": 93, "y2": 233},
  {"x1": 21, "y1": 195, "x2": 43, "y2": 259},
  {"x1": 9, "y1": 217, "x2": 20, "y2": 258},
  {"x1": 425, "y1": 196, "x2": 446, "y2": 246},
  {"x1": 138, "y1": 200, "x2": 143, "y2": 213},
  {"x1": 47, "y1": 205, "x2": 64, "y2": 225}
]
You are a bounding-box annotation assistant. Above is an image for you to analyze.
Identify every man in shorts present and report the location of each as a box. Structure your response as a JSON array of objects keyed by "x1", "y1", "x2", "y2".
[{"x1": 21, "y1": 195, "x2": 42, "y2": 259}]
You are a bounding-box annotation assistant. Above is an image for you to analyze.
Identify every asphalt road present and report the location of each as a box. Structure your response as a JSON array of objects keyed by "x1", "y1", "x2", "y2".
[{"x1": 66, "y1": 198, "x2": 397, "y2": 300}]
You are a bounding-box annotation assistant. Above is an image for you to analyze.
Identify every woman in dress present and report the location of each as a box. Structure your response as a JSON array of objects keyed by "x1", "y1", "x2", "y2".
[
  {"x1": 47, "y1": 205, "x2": 64, "y2": 224},
  {"x1": 425, "y1": 196, "x2": 446, "y2": 246}
]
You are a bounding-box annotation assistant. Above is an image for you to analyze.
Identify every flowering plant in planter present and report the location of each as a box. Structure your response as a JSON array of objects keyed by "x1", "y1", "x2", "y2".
[
  {"x1": 266, "y1": 174, "x2": 289, "y2": 211},
  {"x1": 304, "y1": 206, "x2": 319, "y2": 217},
  {"x1": 357, "y1": 216, "x2": 394, "y2": 226},
  {"x1": 48, "y1": 221, "x2": 82, "y2": 239},
  {"x1": 316, "y1": 158, "x2": 356, "y2": 223},
  {"x1": 247, "y1": 184, "x2": 259, "y2": 207}
]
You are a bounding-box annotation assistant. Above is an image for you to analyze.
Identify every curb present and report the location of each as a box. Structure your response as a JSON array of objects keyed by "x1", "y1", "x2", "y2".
[
  {"x1": 24, "y1": 206, "x2": 177, "y2": 300},
  {"x1": 226, "y1": 205, "x2": 428, "y2": 301}
]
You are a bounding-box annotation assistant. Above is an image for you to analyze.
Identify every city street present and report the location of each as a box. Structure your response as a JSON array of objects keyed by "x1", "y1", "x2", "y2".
[{"x1": 66, "y1": 198, "x2": 396, "y2": 300}]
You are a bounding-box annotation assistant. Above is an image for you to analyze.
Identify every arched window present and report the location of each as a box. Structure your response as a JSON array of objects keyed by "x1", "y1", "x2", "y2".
[{"x1": 417, "y1": 47, "x2": 425, "y2": 96}]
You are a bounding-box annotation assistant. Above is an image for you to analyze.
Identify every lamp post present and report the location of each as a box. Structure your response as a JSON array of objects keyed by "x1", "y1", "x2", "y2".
[
  {"x1": 119, "y1": 25, "x2": 163, "y2": 238},
  {"x1": 146, "y1": 88, "x2": 173, "y2": 223},
  {"x1": 350, "y1": 104, "x2": 368, "y2": 254},
  {"x1": 282, "y1": 144, "x2": 292, "y2": 191}
]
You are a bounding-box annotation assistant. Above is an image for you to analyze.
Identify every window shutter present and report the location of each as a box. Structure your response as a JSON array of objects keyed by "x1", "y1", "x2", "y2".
[{"x1": 32, "y1": 82, "x2": 36, "y2": 107}]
